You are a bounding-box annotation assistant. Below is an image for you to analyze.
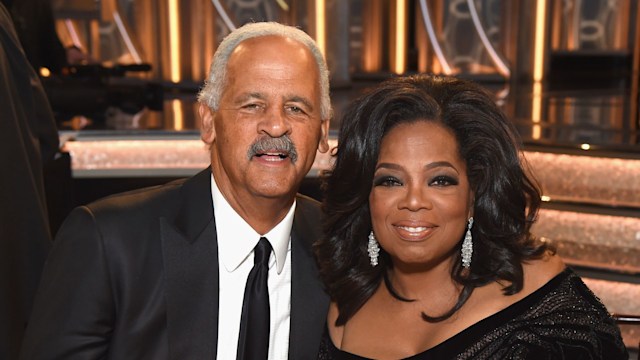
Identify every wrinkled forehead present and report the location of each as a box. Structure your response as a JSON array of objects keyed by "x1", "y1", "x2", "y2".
[
  {"x1": 229, "y1": 35, "x2": 315, "y2": 66},
  {"x1": 224, "y1": 35, "x2": 321, "y2": 92}
]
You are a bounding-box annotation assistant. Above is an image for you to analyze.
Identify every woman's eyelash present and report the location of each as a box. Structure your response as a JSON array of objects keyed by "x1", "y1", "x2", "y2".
[
  {"x1": 430, "y1": 175, "x2": 459, "y2": 186},
  {"x1": 373, "y1": 176, "x2": 401, "y2": 187},
  {"x1": 373, "y1": 174, "x2": 458, "y2": 187}
]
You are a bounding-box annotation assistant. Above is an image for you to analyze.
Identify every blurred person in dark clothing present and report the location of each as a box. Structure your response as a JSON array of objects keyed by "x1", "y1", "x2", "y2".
[
  {"x1": 0, "y1": 2, "x2": 59, "y2": 359},
  {"x1": 0, "y1": 0, "x2": 87, "y2": 75}
]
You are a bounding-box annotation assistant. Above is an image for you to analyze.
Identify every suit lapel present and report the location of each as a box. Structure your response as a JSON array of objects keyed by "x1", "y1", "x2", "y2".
[
  {"x1": 161, "y1": 168, "x2": 219, "y2": 359},
  {"x1": 160, "y1": 171, "x2": 328, "y2": 359},
  {"x1": 289, "y1": 197, "x2": 330, "y2": 359}
]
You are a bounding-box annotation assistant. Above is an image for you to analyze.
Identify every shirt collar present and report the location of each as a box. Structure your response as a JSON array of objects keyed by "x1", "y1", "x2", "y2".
[{"x1": 211, "y1": 174, "x2": 294, "y2": 274}]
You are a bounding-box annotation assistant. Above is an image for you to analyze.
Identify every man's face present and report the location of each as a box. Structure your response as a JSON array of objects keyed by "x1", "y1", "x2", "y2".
[{"x1": 200, "y1": 35, "x2": 329, "y2": 209}]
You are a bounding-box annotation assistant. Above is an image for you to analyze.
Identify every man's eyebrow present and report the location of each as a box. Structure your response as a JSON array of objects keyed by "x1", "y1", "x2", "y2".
[{"x1": 233, "y1": 92, "x2": 266, "y2": 104}]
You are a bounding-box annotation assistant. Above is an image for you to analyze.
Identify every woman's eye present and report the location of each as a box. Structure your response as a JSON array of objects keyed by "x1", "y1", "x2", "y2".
[
  {"x1": 430, "y1": 175, "x2": 458, "y2": 187},
  {"x1": 374, "y1": 176, "x2": 402, "y2": 187}
]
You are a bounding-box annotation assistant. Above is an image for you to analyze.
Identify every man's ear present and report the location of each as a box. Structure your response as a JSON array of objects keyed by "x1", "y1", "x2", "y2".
[
  {"x1": 317, "y1": 118, "x2": 330, "y2": 153},
  {"x1": 199, "y1": 103, "x2": 216, "y2": 145}
]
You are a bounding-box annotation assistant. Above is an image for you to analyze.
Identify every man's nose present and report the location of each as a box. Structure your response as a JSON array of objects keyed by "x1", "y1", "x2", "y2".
[{"x1": 259, "y1": 107, "x2": 291, "y2": 137}]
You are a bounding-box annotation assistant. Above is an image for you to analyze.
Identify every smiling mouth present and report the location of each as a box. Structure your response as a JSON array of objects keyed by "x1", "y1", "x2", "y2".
[
  {"x1": 248, "y1": 136, "x2": 298, "y2": 163},
  {"x1": 255, "y1": 151, "x2": 290, "y2": 161},
  {"x1": 397, "y1": 226, "x2": 430, "y2": 233},
  {"x1": 395, "y1": 224, "x2": 436, "y2": 240}
]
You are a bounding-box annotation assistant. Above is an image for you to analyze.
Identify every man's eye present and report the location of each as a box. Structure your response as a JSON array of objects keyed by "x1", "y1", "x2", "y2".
[{"x1": 286, "y1": 105, "x2": 305, "y2": 114}]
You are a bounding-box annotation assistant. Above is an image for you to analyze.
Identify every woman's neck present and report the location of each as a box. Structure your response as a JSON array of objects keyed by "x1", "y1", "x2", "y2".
[{"x1": 384, "y1": 260, "x2": 463, "y2": 316}]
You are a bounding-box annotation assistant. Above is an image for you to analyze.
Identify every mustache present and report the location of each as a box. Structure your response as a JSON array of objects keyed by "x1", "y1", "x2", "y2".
[{"x1": 247, "y1": 135, "x2": 298, "y2": 163}]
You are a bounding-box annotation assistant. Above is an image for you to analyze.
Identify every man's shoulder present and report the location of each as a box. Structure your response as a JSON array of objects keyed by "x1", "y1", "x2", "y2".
[
  {"x1": 84, "y1": 168, "x2": 212, "y2": 218},
  {"x1": 295, "y1": 193, "x2": 322, "y2": 218},
  {"x1": 296, "y1": 193, "x2": 321, "y2": 207},
  {"x1": 85, "y1": 177, "x2": 187, "y2": 216}
]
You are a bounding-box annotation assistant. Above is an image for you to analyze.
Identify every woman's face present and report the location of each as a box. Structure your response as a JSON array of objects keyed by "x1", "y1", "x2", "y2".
[{"x1": 369, "y1": 121, "x2": 474, "y2": 271}]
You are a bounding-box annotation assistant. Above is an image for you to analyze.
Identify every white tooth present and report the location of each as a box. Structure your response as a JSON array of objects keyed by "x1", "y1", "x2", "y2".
[{"x1": 399, "y1": 226, "x2": 427, "y2": 232}]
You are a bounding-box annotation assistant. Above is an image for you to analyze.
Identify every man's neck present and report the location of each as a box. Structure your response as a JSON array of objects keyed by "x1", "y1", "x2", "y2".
[
  {"x1": 234, "y1": 195, "x2": 295, "y2": 235},
  {"x1": 210, "y1": 168, "x2": 298, "y2": 234}
]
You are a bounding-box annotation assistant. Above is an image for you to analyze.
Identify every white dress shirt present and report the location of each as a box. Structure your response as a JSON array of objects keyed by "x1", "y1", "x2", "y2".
[{"x1": 211, "y1": 175, "x2": 294, "y2": 360}]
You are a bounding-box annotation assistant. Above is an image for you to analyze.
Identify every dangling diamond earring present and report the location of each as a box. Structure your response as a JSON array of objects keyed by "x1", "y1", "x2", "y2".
[
  {"x1": 368, "y1": 231, "x2": 380, "y2": 267},
  {"x1": 461, "y1": 217, "x2": 474, "y2": 269}
]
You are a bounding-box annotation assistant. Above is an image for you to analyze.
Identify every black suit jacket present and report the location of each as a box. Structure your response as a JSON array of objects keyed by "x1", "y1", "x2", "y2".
[{"x1": 20, "y1": 168, "x2": 329, "y2": 359}]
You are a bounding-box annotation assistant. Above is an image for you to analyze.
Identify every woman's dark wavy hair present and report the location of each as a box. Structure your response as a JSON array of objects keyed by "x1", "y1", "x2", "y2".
[{"x1": 314, "y1": 75, "x2": 549, "y2": 326}]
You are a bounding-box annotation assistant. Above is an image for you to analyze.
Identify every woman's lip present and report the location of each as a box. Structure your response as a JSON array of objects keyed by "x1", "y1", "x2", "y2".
[
  {"x1": 394, "y1": 224, "x2": 436, "y2": 241},
  {"x1": 394, "y1": 220, "x2": 436, "y2": 228}
]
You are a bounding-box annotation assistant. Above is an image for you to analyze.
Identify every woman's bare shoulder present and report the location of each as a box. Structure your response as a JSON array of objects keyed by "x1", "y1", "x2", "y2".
[
  {"x1": 470, "y1": 252, "x2": 566, "y2": 315},
  {"x1": 522, "y1": 251, "x2": 566, "y2": 292},
  {"x1": 327, "y1": 302, "x2": 344, "y2": 348}
]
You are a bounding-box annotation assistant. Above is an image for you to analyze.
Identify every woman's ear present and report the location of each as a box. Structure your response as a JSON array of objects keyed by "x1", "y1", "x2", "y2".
[{"x1": 468, "y1": 192, "x2": 476, "y2": 219}]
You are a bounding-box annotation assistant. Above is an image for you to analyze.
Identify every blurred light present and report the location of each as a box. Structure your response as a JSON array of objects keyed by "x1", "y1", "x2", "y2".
[
  {"x1": 533, "y1": 0, "x2": 547, "y2": 81},
  {"x1": 113, "y1": 11, "x2": 142, "y2": 63},
  {"x1": 580, "y1": 143, "x2": 591, "y2": 150},
  {"x1": 419, "y1": 0, "x2": 452, "y2": 74},
  {"x1": 315, "y1": 0, "x2": 326, "y2": 58},
  {"x1": 541, "y1": 195, "x2": 551, "y2": 202},
  {"x1": 172, "y1": 99, "x2": 183, "y2": 130},
  {"x1": 39, "y1": 67, "x2": 51, "y2": 77},
  {"x1": 531, "y1": 81, "x2": 542, "y2": 140},
  {"x1": 64, "y1": 19, "x2": 83, "y2": 49},
  {"x1": 168, "y1": 0, "x2": 181, "y2": 83},
  {"x1": 393, "y1": 0, "x2": 407, "y2": 74},
  {"x1": 276, "y1": 0, "x2": 289, "y2": 11}
]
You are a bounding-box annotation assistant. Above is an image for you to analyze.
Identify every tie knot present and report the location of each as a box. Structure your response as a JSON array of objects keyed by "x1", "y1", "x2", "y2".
[{"x1": 254, "y1": 237, "x2": 271, "y2": 267}]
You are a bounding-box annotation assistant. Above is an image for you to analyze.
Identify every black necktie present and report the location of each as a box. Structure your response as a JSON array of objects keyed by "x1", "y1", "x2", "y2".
[{"x1": 237, "y1": 237, "x2": 271, "y2": 360}]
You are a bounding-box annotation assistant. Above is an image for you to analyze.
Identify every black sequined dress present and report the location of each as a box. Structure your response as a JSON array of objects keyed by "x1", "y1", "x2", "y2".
[{"x1": 318, "y1": 268, "x2": 628, "y2": 359}]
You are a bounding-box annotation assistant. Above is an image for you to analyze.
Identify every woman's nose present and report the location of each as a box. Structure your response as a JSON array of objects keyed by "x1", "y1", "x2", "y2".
[{"x1": 398, "y1": 184, "x2": 432, "y2": 211}]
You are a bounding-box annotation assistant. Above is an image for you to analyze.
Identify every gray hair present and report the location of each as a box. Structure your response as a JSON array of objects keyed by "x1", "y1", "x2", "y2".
[{"x1": 197, "y1": 22, "x2": 332, "y2": 120}]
